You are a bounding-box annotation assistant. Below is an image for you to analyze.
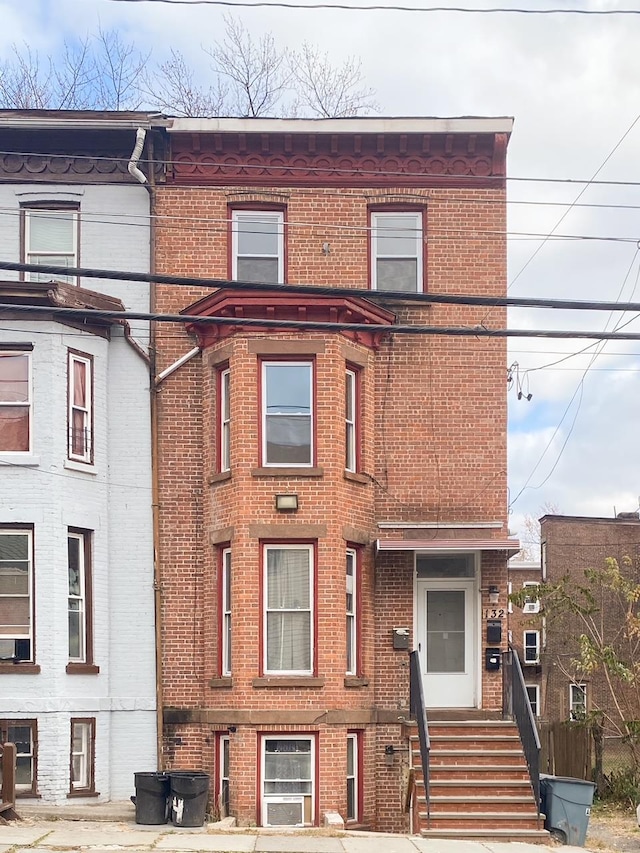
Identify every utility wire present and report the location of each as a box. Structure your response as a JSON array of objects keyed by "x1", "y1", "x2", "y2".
[{"x1": 8, "y1": 259, "x2": 640, "y2": 314}]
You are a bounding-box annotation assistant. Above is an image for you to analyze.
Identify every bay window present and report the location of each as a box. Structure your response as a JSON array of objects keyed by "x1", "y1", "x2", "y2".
[
  {"x1": 68, "y1": 351, "x2": 93, "y2": 463},
  {"x1": 264, "y1": 545, "x2": 313, "y2": 675},
  {"x1": 219, "y1": 367, "x2": 230, "y2": 472},
  {"x1": 221, "y1": 548, "x2": 231, "y2": 676},
  {"x1": 262, "y1": 361, "x2": 313, "y2": 466},
  {"x1": 346, "y1": 549, "x2": 357, "y2": 675},
  {"x1": 67, "y1": 529, "x2": 95, "y2": 669},
  {"x1": 0, "y1": 528, "x2": 32, "y2": 662},
  {"x1": 0, "y1": 719, "x2": 36, "y2": 795}
]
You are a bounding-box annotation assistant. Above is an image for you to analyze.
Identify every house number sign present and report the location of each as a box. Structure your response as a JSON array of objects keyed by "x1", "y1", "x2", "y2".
[{"x1": 483, "y1": 608, "x2": 506, "y2": 619}]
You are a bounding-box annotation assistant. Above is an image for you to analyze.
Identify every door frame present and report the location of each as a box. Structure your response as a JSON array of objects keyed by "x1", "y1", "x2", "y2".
[{"x1": 413, "y1": 551, "x2": 482, "y2": 709}]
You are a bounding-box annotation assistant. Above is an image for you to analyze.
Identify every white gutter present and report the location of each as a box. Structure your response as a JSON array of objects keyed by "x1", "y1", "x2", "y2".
[
  {"x1": 169, "y1": 116, "x2": 514, "y2": 135},
  {"x1": 0, "y1": 115, "x2": 169, "y2": 131},
  {"x1": 128, "y1": 128, "x2": 148, "y2": 184}
]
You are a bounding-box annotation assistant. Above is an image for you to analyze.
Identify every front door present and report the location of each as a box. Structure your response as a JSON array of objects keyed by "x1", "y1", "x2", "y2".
[{"x1": 416, "y1": 579, "x2": 476, "y2": 708}]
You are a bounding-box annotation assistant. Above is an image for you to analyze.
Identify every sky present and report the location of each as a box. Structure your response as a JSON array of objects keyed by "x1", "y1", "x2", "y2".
[{"x1": 3, "y1": 0, "x2": 640, "y2": 549}]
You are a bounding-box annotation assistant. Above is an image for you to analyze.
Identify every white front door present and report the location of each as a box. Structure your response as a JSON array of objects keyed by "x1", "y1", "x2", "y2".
[{"x1": 416, "y1": 579, "x2": 476, "y2": 708}]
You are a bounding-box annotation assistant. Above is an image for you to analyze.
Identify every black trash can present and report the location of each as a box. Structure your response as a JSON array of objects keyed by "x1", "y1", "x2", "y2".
[
  {"x1": 169, "y1": 770, "x2": 210, "y2": 827},
  {"x1": 132, "y1": 772, "x2": 170, "y2": 825},
  {"x1": 540, "y1": 774, "x2": 596, "y2": 845}
]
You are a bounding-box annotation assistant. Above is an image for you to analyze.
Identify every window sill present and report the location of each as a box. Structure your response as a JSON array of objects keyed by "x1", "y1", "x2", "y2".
[
  {"x1": 344, "y1": 676, "x2": 369, "y2": 688},
  {"x1": 64, "y1": 459, "x2": 96, "y2": 474},
  {"x1": 208, "y1": 471, "x2": 232, "y2": 485},
  {"x1": 67, "y1": 790, "x2": 99, "y2": 798},
  {"x1": 66, "y1": 663, "x2": 100, "y2": 675},
  {"x1": 0, "y1": 453, "x2": 40, "y2": 467},
  {"x1": 252, "y1": 467, "x2": 324, "y2": 478},
  {"x1": 253, "y1": 677, "x2": 325, "y2": 688},
  {"x1": 209, "y1": 676, "x2": 233, "y2": 688},
  {"x1": 0, "y1": 663, "x2": 41, "y2": 674},
  {"x1": 344, "y1": 471, "x2": 369, "y2": 485}
]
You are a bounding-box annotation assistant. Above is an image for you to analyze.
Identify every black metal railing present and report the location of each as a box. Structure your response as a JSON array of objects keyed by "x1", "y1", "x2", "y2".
[
  {"x1": 409, "y1": 649, "x2": 431, "y2": 828},
  {"x1": 503, "y1": 645, "x2": 541, "y2": 814}
]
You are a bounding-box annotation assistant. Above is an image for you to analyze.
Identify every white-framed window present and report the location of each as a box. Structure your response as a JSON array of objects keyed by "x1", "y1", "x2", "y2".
[
  {"x1": 232, "y1": 210, "x2": 284, "y2": 284},
  {"x1": 217, "y1": 734, "x2": 230, "y2": 818},
  {"x1": 70, "y1": 718, "x2": 95, "y2": 792},
  {"x1": 0, "y1": 719, "x2": 37, "y2": 794},
  {"x1": 569, "y1": 683, "x2": 587, "y2": 720},
  {"x1": 0, "y1": 351, "x2": 31, "y2": 453},
  {"x1": 345, "y1": 368, "x2": 357, "y2": 472},
  {"x1": 346, "y1": 549, "x2": 357, "y2": 676},
  {"x1": 262, "y1": 736, "x2": 314, "y2": 827},
  {"x1": 346, "y1": 733, "x2": 359, "y2": 822},
  {"x1": 264, "y1": 544, "x2": 313, "y2": 675},
  {"x1": 0, "y1": 529, "x2": 33, "y2": 662},
  {"x1": 522, "y1": 581, "x2": 540, "y2": 614},
  {"x1": 24, "y1": 207, "x2": 78, "y2": 283},
  {"x1": 221, "y1": 548, "x2": 232, "y2": 676},
  {"x1": 68, "y1": 352, "x2": 93, "y2": 463},
  {"x1": 526, "y1": 684, "x2": 540, "y2": 717},
  {"x1": 523, "y1": 630, "x2": 540, "y2": 664},
  {"x1": 262, "y1": 361, "x2": 313, "y2": 466},
  {"x1": 220, "y1": 367, "x2": 230, "y2": 472},
  {"x1": 371, "y1": 211, "x2": 423, "y2": 292},
  {"x1": 67, "y1": 530, "x2": 94, "y2": 666},
  {"x1": 507, "y1": 581, "x2": 513, "y2": 614}
]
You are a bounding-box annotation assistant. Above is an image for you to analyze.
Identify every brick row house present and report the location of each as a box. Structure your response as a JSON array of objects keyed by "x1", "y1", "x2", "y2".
[
  {"x1": 152, "y1": 117, "x2": 542, "y2": 838},
  {"x1": 507, "y1": 558, "x2": 544, "y2": 720},
  {"x1": 1, "y1": 112, "x2": 543, "y2": 838},
  {"x1": 0, "y1": 112, "x2": 159, "y2": 802}
]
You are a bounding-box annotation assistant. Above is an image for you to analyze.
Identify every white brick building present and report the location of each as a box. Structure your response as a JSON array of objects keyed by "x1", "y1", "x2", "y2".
[{"x1": 0, "y1": 113, "x2": 160, "y2": 802}]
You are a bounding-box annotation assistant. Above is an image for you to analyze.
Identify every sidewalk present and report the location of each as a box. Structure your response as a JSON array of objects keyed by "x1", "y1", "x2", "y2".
[{"x1": 0, "y1": 813, "x2": 588, "y2": 853}]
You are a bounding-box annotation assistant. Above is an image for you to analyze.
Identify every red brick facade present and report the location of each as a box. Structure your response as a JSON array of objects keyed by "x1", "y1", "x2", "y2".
[{"x1": 152, "y1": 118, "x2": 514, "y2": 831}]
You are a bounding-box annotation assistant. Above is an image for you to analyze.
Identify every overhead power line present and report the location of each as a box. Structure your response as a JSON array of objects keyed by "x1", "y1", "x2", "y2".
[
  {"x1": 106, "y1": 0, "x2": 640, "y2": 14},
  {"x1": 7, "y1": 259, "x2": 640, "y2": 314}
]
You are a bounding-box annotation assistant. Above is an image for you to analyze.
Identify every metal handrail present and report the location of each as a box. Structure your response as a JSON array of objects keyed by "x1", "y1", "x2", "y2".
[
  {"x1": 503, "y1": 645, "x2": 541, "y2": 814},
  {"x1": 409, "y1": 650, "x2": 431, "y2": 828}
]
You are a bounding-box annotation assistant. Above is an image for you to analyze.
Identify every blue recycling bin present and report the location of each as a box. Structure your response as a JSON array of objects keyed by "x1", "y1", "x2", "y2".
[{"x1": 540, "y1": 774, "x2": 596, "y2": 846}]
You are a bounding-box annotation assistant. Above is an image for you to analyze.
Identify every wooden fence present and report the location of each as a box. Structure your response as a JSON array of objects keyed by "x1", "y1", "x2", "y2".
[
  {"x1": 538, "y1": 721, "x2": 592, "y2": 780},
  {"x1": 0, "y1": 743, "x2": 18, "y2": 820}
]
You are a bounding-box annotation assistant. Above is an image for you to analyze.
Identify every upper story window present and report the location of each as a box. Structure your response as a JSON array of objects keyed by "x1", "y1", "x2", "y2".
[
  {"x1": 0, "y1": 528, "x2": 33, "y2": 663},
  {"x1": 23, "y1": 207, "x2": 78, "y2": 284},
  {"x1": 371, "y1": 211, "x2": 423, "y2": 292},
  {"x1": 264, "y1": 544, "x2": 313, "y2": 675},
  {"x1": 219, "y1": 367, "x2": 231, "y2": 473},
  {"x1": 523, "y1": 630, "x2": 540, "y2": 665},
  {"x1": 346, "y1": 549, "x2": 357, "y2": 675},
  {"x1": 526, "y1": 684, "x2": 540, "y2": 717},
  {"x1": 522, "y1": 582, "x2": 540, "y2": 614},
  {"x1": 221, "y1": 548, "x2": 231, "y2": 676},
  {"x1": 232, "y1": 210, "x2": 284, "y2": 284},
  {"x1": 569, "y1": 683, "x2": 587, "y2": 720},
  {"x1": 262, "y1": 361, "x2": 313, "y2": 466},
  {"x1": 0, "y1": 351, "x2": 30, "y2": 453},
  {"x1": 345, "y1": 368, "x2": 359, "y2": 473},
  {"x1": 68, "y1": 351, "x2": 93, "y2": 464},
  {"x1": 67, "y1": 529, "x2": 96, "y2": 671}
]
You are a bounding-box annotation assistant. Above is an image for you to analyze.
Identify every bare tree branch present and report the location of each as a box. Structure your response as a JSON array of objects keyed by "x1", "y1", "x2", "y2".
[
  {"x1": 93, "y1": 26, "x2": 149, "y2": 110},
  {"x1": 289, "y1": 43, "x2": 378, "y2": 118},
  {"x1": 144, "y1": 48, "x2": 228, "y2": 117}
]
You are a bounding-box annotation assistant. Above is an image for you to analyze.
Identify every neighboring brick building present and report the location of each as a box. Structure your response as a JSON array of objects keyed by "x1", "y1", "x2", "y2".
[
  {"x1": 508, "y1": 558, "x2": 544, "y2": 719},
  {"x1": 152, "y1": 117, "x2": 524, "y2": 833},
  {"x1": 540, "y1": 513, "x2": 640, "y2": 728},
  {"x1": 0, "y1": 112, "x2": 159, "y2": 802}
]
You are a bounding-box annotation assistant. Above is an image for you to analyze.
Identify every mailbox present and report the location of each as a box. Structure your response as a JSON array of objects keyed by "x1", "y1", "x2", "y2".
[
  {"x1": 485, "y1": 647, "x2": 501, "y2": 671},
  {"x1": 486, "y1": 620, "x2": 502, "y2": 645},
  {"x1": 392, "y1": 627, "x2": 409, "y2": 650}
]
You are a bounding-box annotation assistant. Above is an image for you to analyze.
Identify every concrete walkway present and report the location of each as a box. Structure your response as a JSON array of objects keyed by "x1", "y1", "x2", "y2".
[{"x1": 0, "y1": 817, "x2": 588, "y2": 853}]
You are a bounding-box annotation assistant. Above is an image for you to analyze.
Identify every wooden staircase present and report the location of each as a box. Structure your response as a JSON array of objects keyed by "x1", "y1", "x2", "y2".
[{"x1": 410, "y1": 719, "x2": 549, "y2": 842}]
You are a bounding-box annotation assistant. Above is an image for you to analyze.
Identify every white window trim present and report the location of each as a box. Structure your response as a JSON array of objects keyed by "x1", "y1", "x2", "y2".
[
  {"x1": 0, "y1": 528, "x2": 33, "y2": 662},
  {"x1": 569, "y1": 682, "x2": 587, "y2": 719},
  {"x1": 68, "y1": 532, "x2": 87, "y2": 663},
  {"x1": 262, "y1": 361, "x2": 314, "y2": 468},
  {"x1": 346, "y1": 733, "x2": 358, "y2": 822},
  {"x1": 507, "y1": 581, "x2": 513, "y2": 614},
  {"x1": 220, "y1": 368, "x2": 231, "y2": 473},
  {"x1": 261, "y1": 735, "x2": 315, "y2": 827},
  {"x1": 370, "y1": 210, "x2": 423, "y2": 292},
  {"x1": 218, "y1": 734, "x2": 230, "y2": 818},
  {"x1": 222, "y1": 548, "x2": 232, "y2": 677},
  {"x1": 263, "y1": 544, "x2": 314, "y2": 676},
  {"x1": 345, "y1": 369, "x2": 357, "y2": 473},
  {"x1": 525, "y1": 683, "x2": 540, "y2": 718},
  {"x1": 523, "y1": 630, "x2": 540, "y2": 664},
  {"x1": 68, "y1": 352, "x2": 93, "y2": 464},
  {"x1": 24, "y1": 208, "x2": 78, "y2": 283},
  {"x1": 522, "y1": 581, "x2": 540, "y2": 614},
  {"x1": 232, "y1": 210, "x2": 284, "y2": 283},
  {"x1": 0, "y1": 351, "x2": 32, "y2": 455},
  {"x1": 346, "y1": 549, "x2": 357, "y2": 676},
  {"x1": 70, "y1": 719, "x2": 92, "y2": 790}
]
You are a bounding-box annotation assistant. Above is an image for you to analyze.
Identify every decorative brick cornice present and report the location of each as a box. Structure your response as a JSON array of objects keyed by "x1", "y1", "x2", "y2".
[
  {"x1": 169, "y1": 131, "x2": 508, "y2": 189},
  {"x1": 0, "y1": 151, "x2": 163, "y2": 183}
]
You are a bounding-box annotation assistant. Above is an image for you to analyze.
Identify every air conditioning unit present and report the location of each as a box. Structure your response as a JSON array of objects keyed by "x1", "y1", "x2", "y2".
[
  {"x1": 263, "y1": 796, "x2": 304, "y2": 827},
  {"x1": 523, "y1": 601, "x2": 539, "y2": 614}
]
